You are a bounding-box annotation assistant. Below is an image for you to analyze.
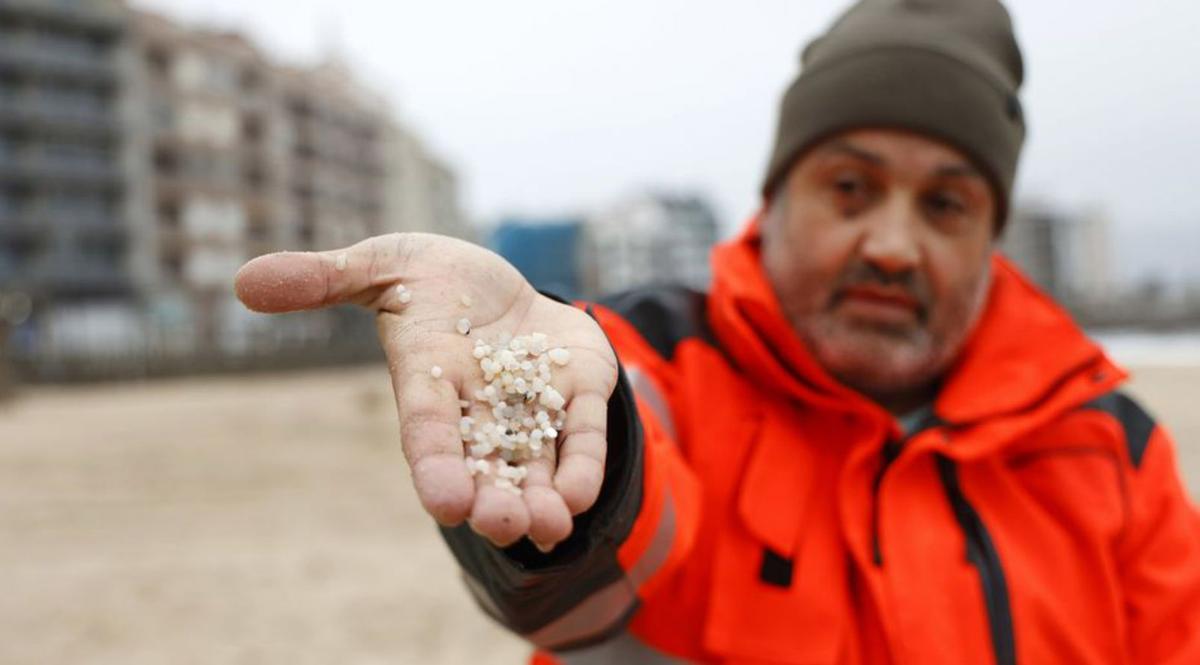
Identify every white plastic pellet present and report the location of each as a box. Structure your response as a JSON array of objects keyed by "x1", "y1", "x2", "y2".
[
  {"x1": 470, "y1": 442, "x2": 494, "y2": 458},
  {"x1": 460, "y1": 294, "x2": 473, "y2": 307},
  {"x1": 430, "y1": 365, "x2": 443, "y2": 379},
  {"x1": 495, "y1": 477, "x2": 517, "y2": 492},
  {"x1": 335, "y1": 253, "x2": 348, "y2": 271},
  {"x1": 548, "y1": 348, "x2": 570, "y2": 366},
  {"x1": 396, "y1": 284, "x2": 412, "y2": 304},
  {"x1": 454, "y1": 329, "x2": 574, "y2": 496}
]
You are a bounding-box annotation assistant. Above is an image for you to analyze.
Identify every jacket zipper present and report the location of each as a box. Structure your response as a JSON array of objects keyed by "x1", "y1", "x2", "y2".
[
  {"x1": 870, "y1": 410, "x2": 940, "y2": 567},
  {"x1": 935, "y1": 455, "x2": 1017, "y2": 665},
  {"x1": 870, "y1": 438, "x2": 902, "y2": 566}
]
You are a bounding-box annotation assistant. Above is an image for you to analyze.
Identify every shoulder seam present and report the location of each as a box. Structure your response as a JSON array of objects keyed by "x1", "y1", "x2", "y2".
[
  {"x1": 1081, "y1": 391, "x2": 1157, "y2": 469},
  {"x1": 597, "y1": 284, "x2": 716, "y2": 361}
]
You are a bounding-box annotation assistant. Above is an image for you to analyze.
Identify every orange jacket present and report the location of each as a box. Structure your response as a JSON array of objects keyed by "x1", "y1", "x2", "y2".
[{"x1": 442, "y1": 221, "x2": 1200, "y2": 664}]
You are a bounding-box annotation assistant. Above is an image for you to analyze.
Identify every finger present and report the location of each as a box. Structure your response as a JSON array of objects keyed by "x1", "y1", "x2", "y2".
[
  {"x1": 553, "y1": 389, "x2": 608, "y2": 515},
  {"x1": 388, "y1": 349, "x2": 474, "y2": 527},
  {"x1": 461, "y1": 387, "x2": 569, "y2": 549},
  {"x1": 468, "y1": 484, "x2": 531, "y2": 548},
  {"x1": 234, "y1": 234, "x2": 407, "y2": 313},
  {"x1": 522, "y1": 453, "x2": 573, "y2": 551},
  {"x1": 459, "y1": 394, "x2": 535, "y2": 547}
]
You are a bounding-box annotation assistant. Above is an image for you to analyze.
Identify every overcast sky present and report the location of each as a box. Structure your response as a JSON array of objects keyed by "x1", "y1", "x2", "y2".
[{"x1": 136, "y1": 0, "x2": 1200, "y2": 285}]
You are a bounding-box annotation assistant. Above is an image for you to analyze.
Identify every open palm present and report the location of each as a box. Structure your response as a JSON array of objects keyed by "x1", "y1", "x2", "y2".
[{"x1": 234, "y1": 233, "x2": 618, "y2": 551}]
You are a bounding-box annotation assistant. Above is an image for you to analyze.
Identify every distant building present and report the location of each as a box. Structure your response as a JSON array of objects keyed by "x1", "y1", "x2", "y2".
[
  {"x1": 1001, "y1": 204, "x2": 1060, "y2": 297},
  {"x1": 584, "y1": 193, "x2": 719, "y2": 297},
  {"x1": 384, "y1": 123, "x2": 470, "y2": 241},
  {"x1": 275, "y1": 61, "x2": 389, "y2": 251},
  {"x1": 0, "y1": 0, "x2": 131, "y2": 303},
  {"x1": 1060, "y1": 205, "x2": 1114, "y2": 303},
  {"x1": 489, "y1": 218, "x2": 584, "y2": 300},
  {"x1": 0, "y1": 0, "x2": 466, "y2": 373},
  {"x1": 1002, "y1": 201, "x2": 1113, "y2": 306},
  {"x1": 131, "y1": 11, "x2": 285, "y2": 348}
]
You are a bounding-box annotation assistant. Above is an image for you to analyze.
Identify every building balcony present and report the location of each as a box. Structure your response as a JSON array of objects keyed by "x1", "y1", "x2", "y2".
[
  {"x1": 0, "y1": 250, "x2": 130, "y2": 297},
  {"x1": 1, "y1": 208, "x2": 126, "y2": 249},
  {"x1": 0, "y1": 153, "x2": 122, "y2": 189},
  {"x1": 55, "y1": 215, "x2": 127, "y2": 242},
  {"x1": 27, "y1": 254, "x2": 131, "y2": 296},
  {"x1": 156, "y1": 225, "x2": 185, "y2": 253},
  {"x1": 0, "y1": 38, "x2": 119, "y2": 83},
  {"x1": 292, "y1": 136, "x2": 384, "y2": 175},
  {"x1": 0, "y1": 0, "x2": 127, "y2": 33},
  {"x1": 152, "y1": 172, "x2": 244, "y2": 201},
  {"x1": 0, "y1": 212, "x2": 47, "y2": 241},
  {"x1": 0, "y1": 92, "x2": 118, "y2": 136}
]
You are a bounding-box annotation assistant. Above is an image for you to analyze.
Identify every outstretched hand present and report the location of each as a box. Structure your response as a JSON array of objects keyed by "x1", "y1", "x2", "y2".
[{"x1": 234, "y1": 233, "x2": 618, "y2": 551}]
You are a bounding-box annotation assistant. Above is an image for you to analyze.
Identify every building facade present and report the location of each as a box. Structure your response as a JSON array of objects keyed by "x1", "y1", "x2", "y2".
[
  {"x1": 0, "y1": 0, "x2": 466, "y2": 373},
  {"x1": 1002, "y1": 201, "x2": 1114, "y2": 307},
  {"x1": 583, "y1": 193, "x2": 720, "y2": 297},
  {"x1": 0, "y1": 0, "x2": 131, "y2": 303},
  {"x1": 384, "y1": 122, "x2": 470, "y2": 240}
]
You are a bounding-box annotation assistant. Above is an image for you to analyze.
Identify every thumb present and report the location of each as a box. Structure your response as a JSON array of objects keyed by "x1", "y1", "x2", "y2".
[{"x1": 234, "y1": 235, "x2": 401, "y2": 313}]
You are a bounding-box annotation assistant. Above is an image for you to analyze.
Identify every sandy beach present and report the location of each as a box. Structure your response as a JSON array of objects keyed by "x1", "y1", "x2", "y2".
[{"x1": 0, "y1": 363, "x2": 1196, "y2": 664}]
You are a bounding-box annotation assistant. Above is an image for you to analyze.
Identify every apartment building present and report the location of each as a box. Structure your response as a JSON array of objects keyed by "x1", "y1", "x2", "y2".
[
  {"x1": 384, "y1": 122, "x2": 470, "y2": 241},
  {"x1": 276, "y1": 61, "x2": 388, "y2": 252},
  {"x1": 1002, "y1": 201, "x2": 1114, "y2": 306},
  {"x1": 131, "y1": 11, "x2": 288, "y2": 348},
  {"x1": 1, "y1": 0, "x2": 467, "y2": 369},
  {"x1": 0, "y1": 0, "x2": 132, "y2": 303},
  {"x1": 584, "y1": 192, "x2": 720, "y2": 297}
]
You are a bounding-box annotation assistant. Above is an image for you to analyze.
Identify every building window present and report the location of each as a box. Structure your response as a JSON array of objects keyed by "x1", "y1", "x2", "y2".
[
  {"x1": 153, "y1": 144, "x2": 178, "y2": 175},
  {"x1": 161, "y1": 252, "x2": 182, "y2": 279},
  {"x1": 146, "y1": 45, "x2": 171, "y2": 79},
  {"x1": 242, "y1": 114, "x2": 263, "y2": 142},
  {"x1": 240, "y1": 68, "x2": 262, "y2": 93}
]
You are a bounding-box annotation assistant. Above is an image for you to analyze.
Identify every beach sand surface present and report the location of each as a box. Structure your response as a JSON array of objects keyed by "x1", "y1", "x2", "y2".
[{"x1": 0, "y1": 365, "x2": 1195, "y2": 664}]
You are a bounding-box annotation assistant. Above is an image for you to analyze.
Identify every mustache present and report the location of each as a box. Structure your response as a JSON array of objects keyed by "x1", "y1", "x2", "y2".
[{"x1": 831, "y1": 262, "x2": 932, "y2": 318}]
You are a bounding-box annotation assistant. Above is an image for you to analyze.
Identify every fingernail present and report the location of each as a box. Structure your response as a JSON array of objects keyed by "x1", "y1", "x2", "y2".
[{"x1": 534, "y1": 540, "x2": 555, "y2": 554}]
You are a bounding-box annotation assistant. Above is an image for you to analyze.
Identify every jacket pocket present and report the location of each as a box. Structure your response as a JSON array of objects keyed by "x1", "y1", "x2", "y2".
[{"x1": 700, "y1": 410, "x2": 851, "y2": 664}]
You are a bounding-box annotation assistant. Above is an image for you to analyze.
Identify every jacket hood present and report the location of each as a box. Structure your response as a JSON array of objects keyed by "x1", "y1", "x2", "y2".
[{"x1": 706, "y1": 215, "x2": 1126, "y2": 448}]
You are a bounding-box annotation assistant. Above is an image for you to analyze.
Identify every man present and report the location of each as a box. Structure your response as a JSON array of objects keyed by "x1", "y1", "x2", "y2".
[{"x1": 235, "y1": 0, "x2": 1200, "y2": 662}]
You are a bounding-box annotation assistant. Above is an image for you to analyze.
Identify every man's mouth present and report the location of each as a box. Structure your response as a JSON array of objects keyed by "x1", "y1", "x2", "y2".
[{"x1": 835, "y1": 285, "x2": 924, "y2": 324}]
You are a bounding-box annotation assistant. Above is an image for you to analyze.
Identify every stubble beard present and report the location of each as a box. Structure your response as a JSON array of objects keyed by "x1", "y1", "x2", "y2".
[{"x1": 793, "y1": 264, "x2": 992, "y2": 405}]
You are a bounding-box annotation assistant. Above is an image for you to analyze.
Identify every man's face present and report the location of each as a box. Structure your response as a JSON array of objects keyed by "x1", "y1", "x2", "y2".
[{"x1": 761, "y1": 129, "x2": 997, "y2": 407}]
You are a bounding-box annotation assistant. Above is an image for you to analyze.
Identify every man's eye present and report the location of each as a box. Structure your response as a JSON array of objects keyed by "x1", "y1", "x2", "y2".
[
  {"x1": 834, "y1": 176, "x2": 864, "y2": 195},
  {"x1": 926, "y1": 191, "x2": 965, "y2": 215}
]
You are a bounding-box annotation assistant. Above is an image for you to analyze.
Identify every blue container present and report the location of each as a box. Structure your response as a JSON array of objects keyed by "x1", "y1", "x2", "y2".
[{"x1": 489, "y1": 219, "x2": 584, "y2": 301}]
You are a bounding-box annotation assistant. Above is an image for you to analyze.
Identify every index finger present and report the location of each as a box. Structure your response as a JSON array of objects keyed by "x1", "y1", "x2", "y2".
[
  {"x1": 380, "y1": 314, "x2": 475, "y2": 525},
  {"x1": 234, "y1": 234, "x2": 407, "y2": 313}
]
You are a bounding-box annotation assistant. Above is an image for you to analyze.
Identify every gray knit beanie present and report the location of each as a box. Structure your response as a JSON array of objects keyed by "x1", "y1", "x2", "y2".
[{"x1": 763, "y1": 0, "x2": 1026, "y2": 226}]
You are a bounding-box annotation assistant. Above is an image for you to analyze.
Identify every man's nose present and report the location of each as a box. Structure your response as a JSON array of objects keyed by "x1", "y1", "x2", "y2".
[{"x1": 859, "y1": 196, "x2": 921, "y2": 275}]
